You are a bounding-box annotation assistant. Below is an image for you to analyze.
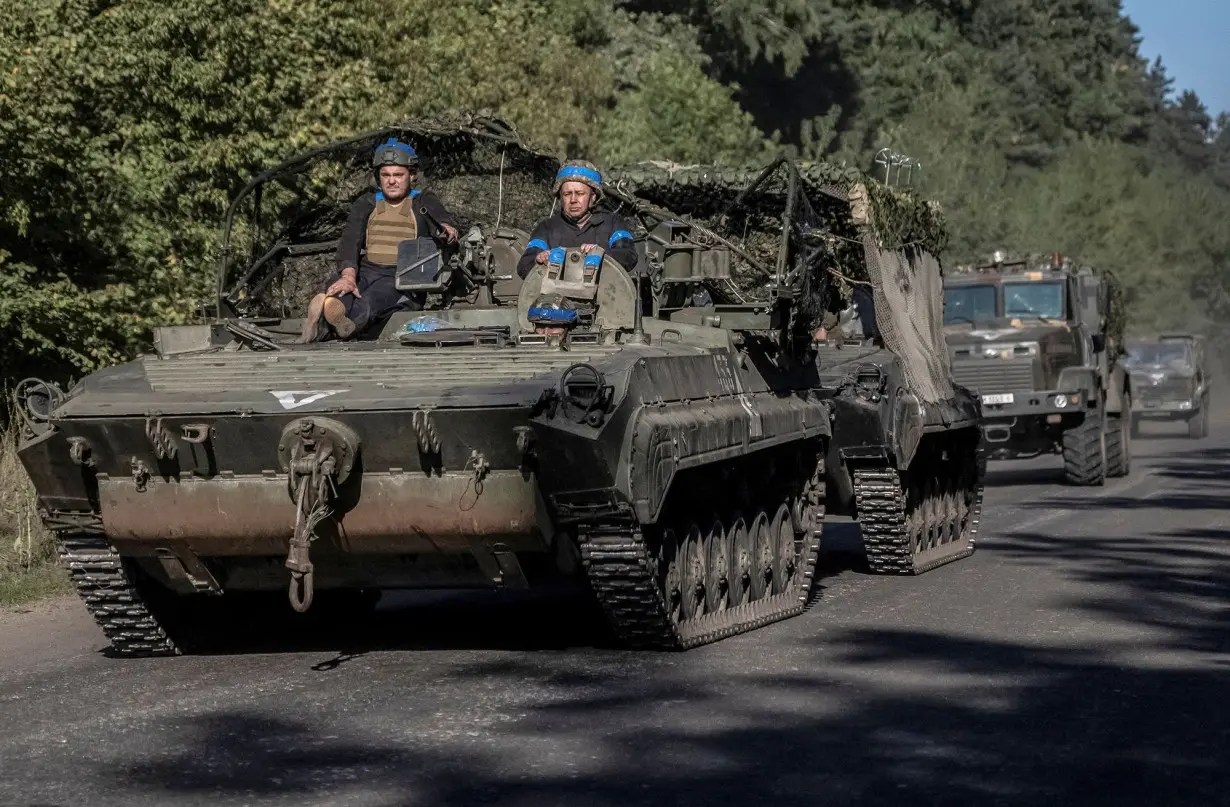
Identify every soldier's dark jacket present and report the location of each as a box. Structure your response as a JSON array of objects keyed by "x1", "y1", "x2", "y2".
[
  {"x1": 516, "y1": 209, "x2": 637, "y2": 279},
  {"x1": 327, "y1": 188, "x2": 459, "y2": 333},
  {"x1": 335, "y1": 189, "x2": 457, "y2": 274}
]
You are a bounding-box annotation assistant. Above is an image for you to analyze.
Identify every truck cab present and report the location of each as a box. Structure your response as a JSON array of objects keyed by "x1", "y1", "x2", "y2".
[
  {"x1": 1126, "y1": 333, "x2": 1210, "y2": 438},
  {"x1": 942, "y1": 254, "x2": 1132, "y2": 485}
]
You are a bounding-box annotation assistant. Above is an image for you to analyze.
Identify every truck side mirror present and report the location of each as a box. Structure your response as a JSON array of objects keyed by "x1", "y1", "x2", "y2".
[{"x1": 1091, "y1": 334, "x2": 1106, "y2": 353}]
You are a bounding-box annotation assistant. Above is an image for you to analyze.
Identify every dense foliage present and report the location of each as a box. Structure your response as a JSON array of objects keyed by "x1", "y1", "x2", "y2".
[{"x1": 2, "y1": 0, "x2": 1228, "y2": 389}]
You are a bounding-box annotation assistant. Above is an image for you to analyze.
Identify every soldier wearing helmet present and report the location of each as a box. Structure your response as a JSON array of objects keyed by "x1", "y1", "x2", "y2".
[
  {"x1": 298, "y1": 137, "x2": 460, "y2": 343},
  {"x1": 515, "y1": 160, "x2": 638, "y2": 279}
]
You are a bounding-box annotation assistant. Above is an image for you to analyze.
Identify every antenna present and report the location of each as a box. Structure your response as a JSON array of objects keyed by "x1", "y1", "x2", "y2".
[
  {"x1": 494, "y1": 147, "x2": 506, "y2": 232},
  {"x1": 873, "y1": 148, "x2": 922, "y2": 186}
]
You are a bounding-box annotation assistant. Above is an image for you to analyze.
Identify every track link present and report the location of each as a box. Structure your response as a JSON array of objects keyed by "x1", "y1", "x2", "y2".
[
  {"x1": 579, "y1": 453, "x2": 826, "y2": 650},
  {"x1": 57, "y1": 534, "x2": 180, "y2": 657},
  {"x1": 854, "y1": 453, "x2": 982, "y2": 575}
]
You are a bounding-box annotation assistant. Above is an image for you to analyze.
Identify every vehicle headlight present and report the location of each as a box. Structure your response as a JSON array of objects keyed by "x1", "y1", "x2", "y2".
[{"x1": 1053, "y1": 394, "x2": 1068, "y2": 409}]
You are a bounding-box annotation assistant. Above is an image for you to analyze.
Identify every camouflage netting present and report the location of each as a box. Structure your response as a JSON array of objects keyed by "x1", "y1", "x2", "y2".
[
  {"x1": 220, "y1": 131, "x2": 958, "y2": 400},
  {"x1": 867, "y1": 247, "x2": 955, "y2": 403},
  {"x1": 605, "y1": 160, "x2": 948, "y2": 296},
  {"x1": 220, "y1": 115, "x2": 562, "y2": 317},
  {"x1": 1102, "y1": 268, "x2": 1127, "y2": 358},
  {"x1": 606, "y1": 159, "x2": 956, "y2": 401}
]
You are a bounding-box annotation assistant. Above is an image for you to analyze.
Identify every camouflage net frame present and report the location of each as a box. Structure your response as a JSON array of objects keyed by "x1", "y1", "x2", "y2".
[
  {"x1": 217, "y1": 115, "x2": 562, "y2": 317},
  {"x1": 604, "y1": 158, "x2": 951, "y2": 349},
  {"x1": 215, "y1": 123, "x2": 955, "y2": 392}
]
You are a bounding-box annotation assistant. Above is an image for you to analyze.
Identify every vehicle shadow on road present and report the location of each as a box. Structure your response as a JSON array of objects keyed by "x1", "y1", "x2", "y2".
[
  {"x1": 169, "y1": 524, "x2": 869, "y2": 660},
  {"x1": 1013, "y1": 442, "x2": 1230, "y2": 512},
  {"x1": 983, "y1": 464, "x2": 1068, "y2": 487},
  {"x1": 93, "y1": 512, "x2": 1230, "y2": 807},
  {"x1": 68, "y1": 440, "x2": 1230, "y2": 805}
]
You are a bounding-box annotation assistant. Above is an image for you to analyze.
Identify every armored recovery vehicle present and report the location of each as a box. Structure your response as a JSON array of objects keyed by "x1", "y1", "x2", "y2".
[
  {"x1": 942, "y1": 252, "x2": 1133, "y2": 485},
  {"x1": 15, "y1": 119, "x2": 985, "y2": 655},
  {"x1": 1125, "y1": 333, "x2": 1211, "y2": 438}
]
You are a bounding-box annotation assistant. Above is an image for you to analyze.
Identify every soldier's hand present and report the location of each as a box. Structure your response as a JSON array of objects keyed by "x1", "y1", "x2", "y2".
[
  {"x1": 327, "y1": 274, "x2": 359, "y2": 298},
  {"x1": 441, "y1": 223, "x2": 458, "y2": 243},
  {"x1": 535, "y1": 250, "x2": 550, "y2": 265},
  {"x1": 580, "y1": 243, "x2": 596, "y2": 253}
]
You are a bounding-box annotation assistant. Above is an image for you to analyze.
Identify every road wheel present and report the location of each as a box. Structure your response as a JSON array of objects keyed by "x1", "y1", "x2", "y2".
[
  {"x1": 1062, "y1": 410, "x2": 1106, "y2": 486},
  {"x1": 1106, "y1": 392, "x2": 1131, "y2": 478},
  {"x1": 1187, "y1": 407, "x2": 1207, "y2": 439}
]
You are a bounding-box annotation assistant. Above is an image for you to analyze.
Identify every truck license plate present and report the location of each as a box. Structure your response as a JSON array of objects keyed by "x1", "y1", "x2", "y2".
[{"x1": 982, "y1": 393, "x2": 1014, "y2": 405}]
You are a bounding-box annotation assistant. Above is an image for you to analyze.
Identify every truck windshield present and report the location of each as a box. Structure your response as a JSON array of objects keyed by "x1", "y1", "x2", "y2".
[
  {"x1": 1127, "y1": 343, "x2": 1191, "y2": 366},
  {"x1": 944, "y1": 285, "x2": 997, "y2": 323},
  {"x1": 1003, "y1": 281, "x2": 1064, "y2": 320}
]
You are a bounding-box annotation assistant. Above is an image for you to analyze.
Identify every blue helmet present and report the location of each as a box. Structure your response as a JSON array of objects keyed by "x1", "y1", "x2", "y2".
[
  {"x1": 372, "y1": 137, "x2": 419, "y2": 169},
  {"x1": 553, "y1": 160, "x2": 603, "y2": 199}
]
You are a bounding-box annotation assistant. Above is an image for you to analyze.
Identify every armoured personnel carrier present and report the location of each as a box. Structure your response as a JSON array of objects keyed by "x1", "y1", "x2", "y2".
[
  {"x1": 14, "y1": 119, "x2": 984, "y2": 655},
  {"x1": 942, "y1": 252, "x2": 1133, "y2": 485},
  {"x1": 1125, "y1": 333, "x2": 1211, "y2": 438}
]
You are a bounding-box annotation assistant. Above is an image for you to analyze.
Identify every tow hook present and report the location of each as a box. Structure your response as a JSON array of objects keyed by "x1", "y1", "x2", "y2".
[{"x1": 277, "y1": 417, "x2": 361, "y2": 613}]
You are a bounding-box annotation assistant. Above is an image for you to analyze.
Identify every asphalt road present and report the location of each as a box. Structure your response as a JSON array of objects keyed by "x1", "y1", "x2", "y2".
[{"x1": 3, "y1": 413, "x2": 1229, "y2": 807}]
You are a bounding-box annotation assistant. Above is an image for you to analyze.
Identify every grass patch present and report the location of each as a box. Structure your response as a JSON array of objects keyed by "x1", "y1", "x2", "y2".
[
  {"x1": 0, "y1": 423, "x2": 70, "y2": 608},
  {"x1": 0, "y1": 563, "x2": 71, "y2": 607}
]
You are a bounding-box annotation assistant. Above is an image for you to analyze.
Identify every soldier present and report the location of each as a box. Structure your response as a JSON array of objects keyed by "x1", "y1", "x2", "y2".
[
  {"x1": 298, "y1": 137, "x2": 460, "y2": 343},
  {"x1": 515, "y1": 160, "x2": 638, "y2": 279}
]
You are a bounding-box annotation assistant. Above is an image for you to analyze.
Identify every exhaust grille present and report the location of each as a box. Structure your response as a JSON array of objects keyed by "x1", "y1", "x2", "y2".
[
  {"x1": 142, "y1": 345, "x2": 623, "y2": 393},
  {"x1": 951, "y1": 358, "x2": 1036, "y2": 395},
  {"x1": 1134, "y1": 376, "x2": 1192, "y2": 402}
]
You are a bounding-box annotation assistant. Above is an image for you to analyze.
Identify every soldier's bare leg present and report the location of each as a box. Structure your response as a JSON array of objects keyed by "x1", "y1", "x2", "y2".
[
  {"x1": 297, "y1": 293, "x2": 329, "y2": 343},
  {"x1": 323, "y1": 296, "x2": 356, "y2": 338}
]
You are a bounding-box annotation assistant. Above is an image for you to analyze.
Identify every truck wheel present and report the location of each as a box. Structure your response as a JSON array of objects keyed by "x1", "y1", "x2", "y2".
[
  {"x1": 1187, "y1": 408, "x2": 1207, "y2": 439},
  {"x1": 1062, "y1": 412, "x2": 1106, "y2": 486},
  {"x1": 1105, "y1": 393, "x2": 1131, "y2": 478}
]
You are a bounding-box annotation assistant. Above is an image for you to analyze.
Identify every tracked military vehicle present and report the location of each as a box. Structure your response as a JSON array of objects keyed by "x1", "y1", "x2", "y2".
[
  {"x1": 1125, "y1": 333, "x2": 1211, "y2": 438},
  {"x1": 15, "y1": 119, "x2": 984, "y2": 655},
  {"x1": 942, "y1": 252, "x2": 1132, "y2": 485}
]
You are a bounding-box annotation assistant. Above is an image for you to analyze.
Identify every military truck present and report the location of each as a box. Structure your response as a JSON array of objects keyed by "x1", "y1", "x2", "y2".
[
  {"x1": 1126, "y1": 333, "x2": 1211, "y2": 438},
  {"x1": 14, "y1": 119, "x2": 985, "y2": 655},
  {"x1": 942, "y1": 252, "x2": 1132, "y2": 485}
]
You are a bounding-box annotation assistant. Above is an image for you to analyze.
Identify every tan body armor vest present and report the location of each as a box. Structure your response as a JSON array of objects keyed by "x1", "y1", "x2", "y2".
[{"x1": 364, "y1": 197, "x2": 418, "y2": 265}]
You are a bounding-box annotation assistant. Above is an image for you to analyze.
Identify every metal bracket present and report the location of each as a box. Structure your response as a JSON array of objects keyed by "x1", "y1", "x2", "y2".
[
  {"x1": 468, "y1": 449, "x2": 490, "y2": 486},
  {"x1": 155, "y1": 545, "x2": 223, "y2": 595},
  {"x1": 413, "y1": 408, "x2": 442, "y2": 457},
  {"x1": 513, "y1": 426, "x2": 535, "y2": 456},
  {"x1": 853, "y1": 363, "x2": 887, "y2": 403},
  {"x1": 473, "y1": 543, "x2": 529, "y2": 589},
  {"x1": 873, "y1": 148, "x2": 922, "y2": 186},
  {"x1": 276, "y1": 417, "x2": 360, "y2": 484},
  {"x1": 130, "y1": 457, "x2": 151, "y2": 492},
  {"x1": 67, "y1": 437, "x2": 95, "y2": 467},
  {"x1": 145, "y1": 417, "x2": 178, "y2": 459},
  {"x1": 181, "y1": 423, "x2": 214, "y2": 444}
]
